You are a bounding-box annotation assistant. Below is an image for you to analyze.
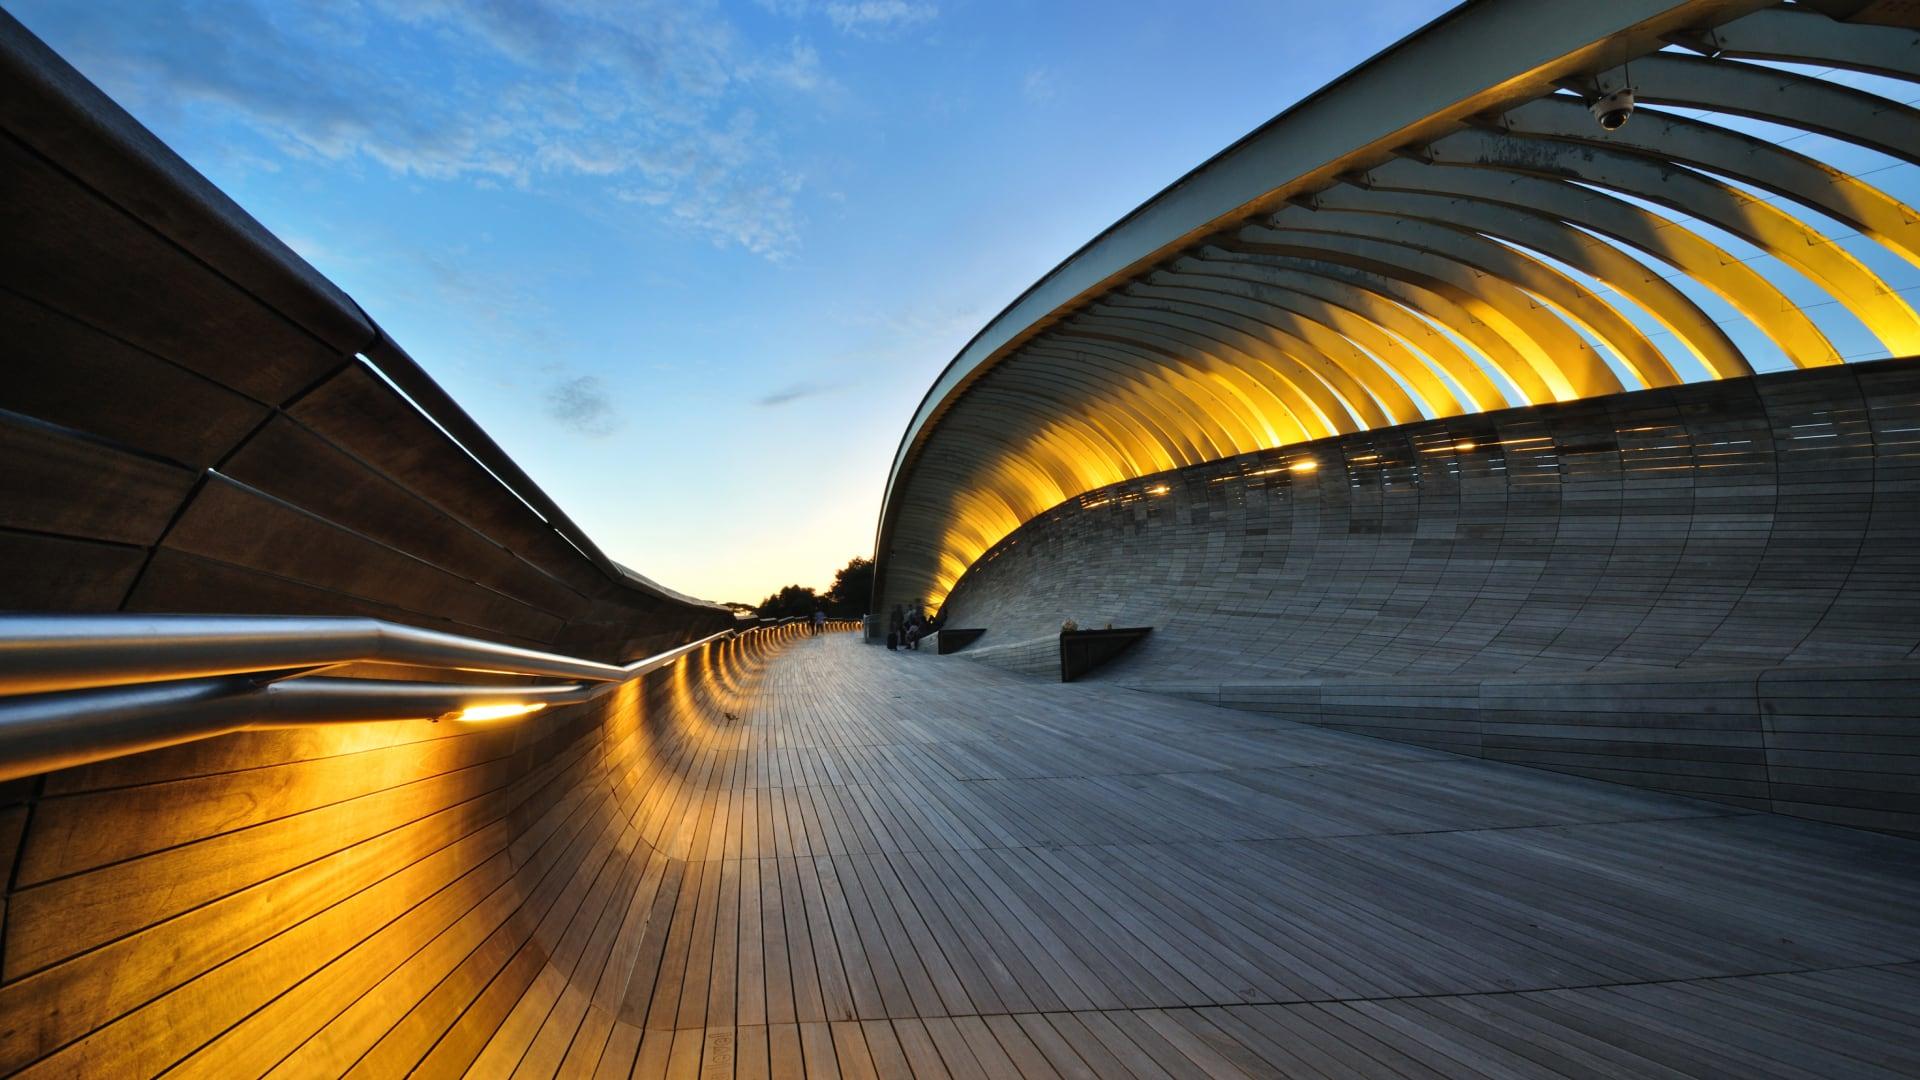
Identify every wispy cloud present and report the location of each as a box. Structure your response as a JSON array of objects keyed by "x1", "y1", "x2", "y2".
[
  {"x1": 1022, "y1": 67, "x2": 1056, "y2": 104},
  {"x1": 750, "y1": 39, "x2": 828, "y2": 93},
  {"x1": 758, "y1": 0, "x2": 937, "y2": 38},
  {"x1": 756, "y1": 380, "x2": 842, "y2": 407},
  {"x1": 13, "y1": 0, "x2": 823, "y2": 258},
  {"x1": 546, "y1": 375, "x2": 622, "y2": 437},
  {"x1": 825, "y1": 1, "x2": 937, "y2": 35}
]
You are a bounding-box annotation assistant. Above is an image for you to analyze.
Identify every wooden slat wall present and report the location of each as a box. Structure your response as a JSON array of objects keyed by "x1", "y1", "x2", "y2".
[
  {"x1": 0, "y1": 11, "x2": 730, "y2": 666},
  {"x1": 0, "y1": 622, "x2": 817, "y2": 1076},
  {"x1": 0, "y1": 622, "x2": 1904, "y2": 1076},
  {"x1": 0, "y1": 14, "x2": 756, "y2": 1073},
  {"x1": 942, "y1": 359, "x2": 1920, "y2": 836},
  {"x1": 0, "y1": 625, "x2": 1912, "y2": 1078},
  {"x1": 9, "y1": 8, "x2": 1920, "y2": 1076}
]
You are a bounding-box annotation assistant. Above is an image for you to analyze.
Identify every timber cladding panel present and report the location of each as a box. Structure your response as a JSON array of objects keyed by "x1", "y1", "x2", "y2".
[
  {"x1": 0, "y1": 12, "x2": 731, "y2": 666},
  {"x1": 940, "y1": 358, "x2": 1920, "y2": 836},
  {"x1": 0, "y1": 624, "x2": 811, "y2": 1076},
  {"x1": 0, "y1": 14, "x2": 752, "y2": 1073}
]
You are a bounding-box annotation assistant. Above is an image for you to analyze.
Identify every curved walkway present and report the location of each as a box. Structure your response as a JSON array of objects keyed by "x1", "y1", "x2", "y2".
[{"x1": 561, "y1": 634, "x2": 1919, "y2": 1078}]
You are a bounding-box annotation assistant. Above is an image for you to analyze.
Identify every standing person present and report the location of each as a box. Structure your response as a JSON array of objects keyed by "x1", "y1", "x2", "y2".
[
  {"x1": 887, "y1": 604, "x2": 904, "y2": 651},
  {"x1": 811, "y1": 606, "x2": 826, "y2": 636}
]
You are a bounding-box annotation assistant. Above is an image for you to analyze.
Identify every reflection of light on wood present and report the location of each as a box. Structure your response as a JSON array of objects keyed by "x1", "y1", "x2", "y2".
[
  {"x1": 0, "y1": 620, "x2": 849, "y2": 1075},
  {"x1": 6, "y1": 607, "x2": 1898, "y2": 1073},
  {"x1": 451, "y1": 702, "x2": 545, "y2": 724}
]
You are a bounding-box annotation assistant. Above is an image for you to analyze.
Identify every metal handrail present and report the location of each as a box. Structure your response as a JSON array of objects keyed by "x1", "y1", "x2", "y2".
[
  {"x1": 0, "y1": 614, "x2": 642, "y2": 696},
  {"x1": 0, "y1": 614, "x2": 825, "y2": 783}
]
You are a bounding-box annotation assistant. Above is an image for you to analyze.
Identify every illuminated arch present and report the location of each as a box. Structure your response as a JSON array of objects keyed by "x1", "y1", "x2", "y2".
[{"x1": 875, "y1": 2, "x2": 1920, "y2": 612}]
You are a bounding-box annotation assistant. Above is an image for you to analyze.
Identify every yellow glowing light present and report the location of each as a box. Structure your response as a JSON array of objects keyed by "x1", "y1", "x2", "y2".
[
  {"x1": 453, "y1": 702, "x2": 547, "y2": 724},
  {"x1": 880, "y1": 80, "x2": 1920, "y2": 623}
]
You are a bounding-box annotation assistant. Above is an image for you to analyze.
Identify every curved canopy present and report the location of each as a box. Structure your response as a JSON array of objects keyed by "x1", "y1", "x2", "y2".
[{"x1": 875, "y1": 0, "x2": 1920, "y2": 613}]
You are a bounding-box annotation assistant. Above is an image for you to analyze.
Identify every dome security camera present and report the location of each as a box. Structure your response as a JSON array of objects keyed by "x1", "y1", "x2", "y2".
[{"x1": 1590, "y1": 86, "x2": 1634, "y2": 131}]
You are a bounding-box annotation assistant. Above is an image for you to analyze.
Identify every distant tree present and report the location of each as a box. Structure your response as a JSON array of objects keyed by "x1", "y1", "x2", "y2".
[
  {"x1": 753, "y1": 556, "x2": 874, "y2": 620},
  {"x1": 822, "y1": 556, "x2": 874, "y2": 617},
  {"x1": 755, "y1": 583, "x2": 819, "y2": 619}
]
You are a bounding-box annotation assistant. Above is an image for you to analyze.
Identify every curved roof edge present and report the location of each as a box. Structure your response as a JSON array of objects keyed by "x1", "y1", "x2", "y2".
[{"x1": 872, "y1": 0, "x2": 1765, "y2": 604}]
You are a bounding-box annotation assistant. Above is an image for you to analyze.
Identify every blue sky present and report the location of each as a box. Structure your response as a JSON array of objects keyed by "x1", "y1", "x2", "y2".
[{"x1": 9, "y1": 0, "x2": 1459, "y2": 602}]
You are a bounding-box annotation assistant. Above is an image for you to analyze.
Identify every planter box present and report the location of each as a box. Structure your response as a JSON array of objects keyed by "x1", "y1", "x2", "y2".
[
  {"x1": 1059, "y1": 627, "x2": 1152, "y2": 682},
  {"x1": 935, "y1": 627, "x2": 986, "y2": 654}
]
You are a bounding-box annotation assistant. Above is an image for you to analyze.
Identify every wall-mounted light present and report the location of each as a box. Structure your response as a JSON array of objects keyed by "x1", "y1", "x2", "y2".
[
  {"x1": 1455, "y1": 440, "x2": 1477, "y2": 452},
  {"x1": 1290, "y1": 460, "x2": 1318, "y2": 473},
  {"x1": 1147, "y1": 484, "x2": 1171, "y2": 496},
  {"x1": 449, "y1": 702, "x2": 547, "y2": 723}
]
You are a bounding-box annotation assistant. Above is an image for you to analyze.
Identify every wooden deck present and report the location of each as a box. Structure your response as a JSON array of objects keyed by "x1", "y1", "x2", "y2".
[{"x1": 513, "y1": 633, "x2": 1920, "y2": 1078}]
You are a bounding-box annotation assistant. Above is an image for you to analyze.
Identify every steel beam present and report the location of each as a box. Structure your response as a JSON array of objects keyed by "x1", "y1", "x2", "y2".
[
  {"x1": 871, "y1": 1, "x2": 1920, "y2": 615},
  {"x1": 1359, "y1": 157, "x2": 1842, "y2": 366},
  {"x1": 1310, "y1": 182, "x2": 1748, "y2": 379},
  {"x1": 1423, "y1": 128, "x2": 1920, "y2": 355},
  {"x1": 1267, "y1": 203, "x2": 1680, "y2": 387}
]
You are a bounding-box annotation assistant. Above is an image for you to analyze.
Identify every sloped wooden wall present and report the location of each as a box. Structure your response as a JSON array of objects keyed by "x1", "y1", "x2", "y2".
[
  {"x1": 0, "y1": 13, "x2": 757, "y2": 1075},
  {"x1": 941, "y1": 359, "x2": 1920, "y2": 835},
  {"x1": 0, "y1": 624, "x2": 813, "y2": 1076}
]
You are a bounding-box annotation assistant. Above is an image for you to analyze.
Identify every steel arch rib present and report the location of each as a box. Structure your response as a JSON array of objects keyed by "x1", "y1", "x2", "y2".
[
  {"x1": 989, "y1": 354, "x2": 1215, "y2": 468},
  {"x1": 930, "y1": 394, "x2": 1111, "y2": 501},
  {"x1": 1309, "y1": 182, "x2": 1749, "y2": 380},
  {"x1": 1495, "y1": 95, "x2": 1920, "y2": 274},
  {"x1": 1052, "y1": 326, "x2": 1339, "y2": 446},
  {"x1": 1097, "y1": 292, "x2": 1431, "y2": 422},
  {"x1": 1200, "y1": 247, "x2": 1558, "y2": 404},
  {"x1": 1358, "y1": 157, "x2": 1843, "y2": 367},
  {"x1": 1028, "y1": 351, "x2": 1260, "y2": 463},
  {"x1": 1079, "y1": 336, "x2": 1283, "y2": 456},
  {"x1": 1264, "y1": 203, "x2": 1680, "y2": 388},
  {"x1": 1232, "y1": 226, "x2": 1622, "y2": 400},
  {"x1": 976, "y1": 363, "x2": 1196, "y2": 478},
  {"x1": 1122, "y1": 280, "x2": 1469, "y2": 418},
  {"x1": 1069, "y1": 316, "x2": 1375, "y2": 434},
  {"x1": 1078, "y1": 305, "x2": 1410, "y2": 429},
  {"x1": 1691, "y1": 6, "x2": 1920, "y2": 82},
  {"x1": 1033, "y1": 340, "x2": 1261, "y2": 461},
  {"x1": 984, "y1": 407, "x2": 1135, "y2": 507},
  {"x1": 1047, "y1": 323, "x2": 1349, "y2": 443},
  {"x1": 1024, "y1": 343, "x2": 1318, "y2": 453},
  {"x1": 1423, "y1": 128, "x2": 1920, "y2": 356},
  {"x1": 906, "y1": 380, "x2": 1128, "y2": 503},
  {"x1": 1059, "y1": 314, "x2": 1337, "y2": 443},
  {"x1": 1162, "y1": 257, "x2": 1513, "y2": 411},
  {"x1": 1630, "y1": 52, "x2": 1920, "y2": 166},
  {"x1": 872, "y1": 1, "x2": 1920, "y2": 617}
]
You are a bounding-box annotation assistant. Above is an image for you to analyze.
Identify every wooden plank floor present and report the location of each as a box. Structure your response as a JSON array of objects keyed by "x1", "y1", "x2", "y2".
[{"x1": 480, "y1": 633, "x2": 1920, "y2": 1078}]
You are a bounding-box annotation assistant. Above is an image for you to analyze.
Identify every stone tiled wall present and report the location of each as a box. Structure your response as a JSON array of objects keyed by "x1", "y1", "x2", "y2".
[{"x1": 940, "y1": 359, "x2": 1920, "y2": 835}]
